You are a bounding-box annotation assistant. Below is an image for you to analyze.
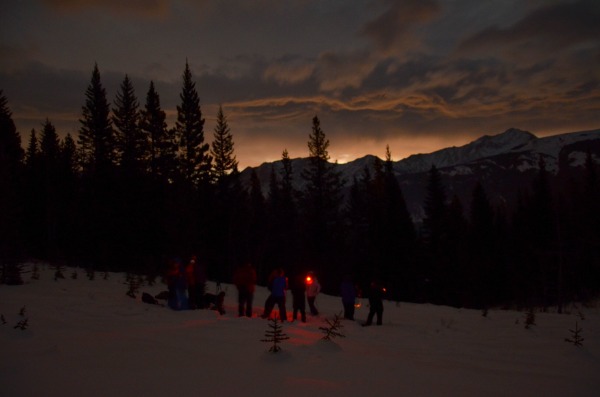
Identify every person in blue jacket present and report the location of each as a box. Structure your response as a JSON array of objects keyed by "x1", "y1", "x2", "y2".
[{"x1": 261, "y1": 268, "x2": 288, "y2": 322}]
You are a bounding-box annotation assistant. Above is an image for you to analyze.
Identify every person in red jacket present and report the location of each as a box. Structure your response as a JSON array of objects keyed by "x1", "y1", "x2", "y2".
[{"x1": 233, "y1": 263, "x2": 257, "y2": 317}]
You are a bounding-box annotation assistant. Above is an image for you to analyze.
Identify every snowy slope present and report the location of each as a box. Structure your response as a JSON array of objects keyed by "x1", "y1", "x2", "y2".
[{"x1": 2, "y1": 264, "x2": 600, "y2": 397}]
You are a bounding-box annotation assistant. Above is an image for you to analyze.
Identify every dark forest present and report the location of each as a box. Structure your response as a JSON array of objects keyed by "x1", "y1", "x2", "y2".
[{"x1": 1, "y1": 64, "x2": 599, "y2": 311}]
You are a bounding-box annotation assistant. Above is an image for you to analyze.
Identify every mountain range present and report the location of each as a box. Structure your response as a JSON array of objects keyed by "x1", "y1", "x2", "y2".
[{"x1": 240, "y1": 128, "x2": 600, "y2": 222}]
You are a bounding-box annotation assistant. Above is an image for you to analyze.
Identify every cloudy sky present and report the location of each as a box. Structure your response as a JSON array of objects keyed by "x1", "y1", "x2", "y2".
[{"x1": 1, "y1": 0, "x2": 599, "y2": 168}]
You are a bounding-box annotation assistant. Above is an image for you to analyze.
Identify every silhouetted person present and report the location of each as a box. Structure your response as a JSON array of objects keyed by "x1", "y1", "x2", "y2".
[
  {"x1": 233, "y1": 263, "x2": 257, "y2": 317},
  {"x1": 306, "y1": 271, "x2": 321, "y2": 315},
  {"x1": 340, "y1": 274, "x2": 356, "y2": 320},
  {"x1": 185, "y1": 256, "x2": 197, "y2": 309},
  {"x1": 364, "y1": 280, "x2": 385, "y2": 326},
  {"x1": 193, "y1": 255, "x2": 207, "y2": 309},
  {"x1": 290, "y1": 274, "x2": 307, "y2": 322}
]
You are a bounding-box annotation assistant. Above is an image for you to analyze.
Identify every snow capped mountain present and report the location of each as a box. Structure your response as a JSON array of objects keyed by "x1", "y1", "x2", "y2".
[
  {"x1": 394, "y1": 128, "x2": 538, "y2": 175},
  {"x1": 240, "y1": 128, "x2": 600, "y2": 220}
]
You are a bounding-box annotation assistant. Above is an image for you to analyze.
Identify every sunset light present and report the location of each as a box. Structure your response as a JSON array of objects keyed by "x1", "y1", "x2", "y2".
[{"x1": 1, "y1": 1, "x2": 597, "y2": 168}]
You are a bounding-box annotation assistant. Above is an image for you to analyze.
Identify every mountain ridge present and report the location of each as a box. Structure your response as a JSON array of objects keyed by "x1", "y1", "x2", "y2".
[{"x1": 239, "y1": 127, "x2": 600, "y2": 220}]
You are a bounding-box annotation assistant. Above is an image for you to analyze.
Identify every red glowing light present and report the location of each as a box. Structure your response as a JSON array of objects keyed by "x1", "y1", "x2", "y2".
[{"x1": 305, "y1": 276, "x2": 312, "y2": 284}]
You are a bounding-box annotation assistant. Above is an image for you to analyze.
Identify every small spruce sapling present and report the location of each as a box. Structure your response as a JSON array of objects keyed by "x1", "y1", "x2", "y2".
[
  {"x1": 14, "y1": 318, "x2": 28, "y2": 330},
  {"x1": 319, "y1": 313, "x2": 346, "y2": 341},
  {"x1": 53, "y1": 264, "x2": 65, "y2": 281},
  {"x1": 261, "y1": 318, "x2": 290, "y2": 353},
  {"x1": 565, "y1": 321, "x2": 584, "y2": 347},
  {"x1": 31, "y1": 264, "x2": 40, "y2": 280},
  {"x1": 125, "y1": 274, "x2": 142, "y2": 298},
  {"x1": 525, "y1": 308, "x2": 536, "y2": 329}
]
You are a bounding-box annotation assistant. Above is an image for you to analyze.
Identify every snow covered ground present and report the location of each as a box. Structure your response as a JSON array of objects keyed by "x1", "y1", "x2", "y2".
[{"x1": 2, "y1": 264, "x2": 600, "y2": 397}]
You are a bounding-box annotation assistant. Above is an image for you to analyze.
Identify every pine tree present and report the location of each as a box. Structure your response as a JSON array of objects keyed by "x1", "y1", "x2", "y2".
[
  {"x1": 60, "y1": 134, "x2": 78, "y2": 176},
  {"x1": 383, "y1": 146, "x2": 414, "y2": 246},
  {"x1": 40, "y1": 119, "x2": 61, "y2": 167},
  {"x1": 564, "y1": 321, "x2": 584, "y2": 347},
  {"x1": 265, "y1": 149, "x2": 299, "y2": 276},
  {"x1": 319, "y1": 313, "x2": 346, "y2": 341},
  {"x1": 261, "y1": 318, "x2": 290, "y2": 353},
  {"x1": 280, "y1": 149, "x2": 295, "y2": 203},
  {"x1": 211, "y1": 105, "x2": 237, "y2": 180},
  {"x1": 112, "y1": 74, "x2": 144, "y2": 172},
  {"x1": 78, "y1": 63, "x2": 115, "y2": 173},
  {"x1": 422, "y1": 164, "x2": 447, "y2": 249},
  {"x1": 39, "y1": 119, "x2": 63, "y2": 260},
  {"x1": 467, "y1": 181, "x2": 497, "y2": 307},
  {"x1": 22, "y1": 129, "x2": 46, "y2": 258},
  {"x1": 344, "y1": 169, "x2": 371, "y2": 279},
  {"x1": 25, "y1": 129, "x2": 39, "y2": 169},
  {"x1": 377, "y1": 146, "x2": 415, "y2": 299},
  {"x1": 421, "y1": 164, "x2": 452, "y2": 304},
  {"x1": 0, "y1": 91, "x2": 25, "y2": 265},
  {"x1": 247, "y1": 169, "x2": 267, "y2": 267},
  {"x1": 300, "y1": 116, "x2": 344, "y2": 284},
  {"x1": 0, "y1": 91, "x2": 23, "y2": 170},
  {"x1": 140, "y1": 81, "x2": 174, "y2": 178},
  {"x1": 56, "y1": 133, "x2": 79, "y2": 260},
  {"x1": 175, "y1": 61, "x2": 212, "y2": 186},
  {"x1": 530, "y1": 156, "x2": 557, "y2": 307}
]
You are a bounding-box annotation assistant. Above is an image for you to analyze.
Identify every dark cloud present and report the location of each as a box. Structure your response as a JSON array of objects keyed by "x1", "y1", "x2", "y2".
[
  {"x1": 361, "y1": 0, "x2": 440, "y2": 55},
  {"x1": 459, "y1": 0, "x2": 600, "y2": 55},
  {"x1": 1, "y1": 0, "x2": 598, "y2": 167},
  {"x1": 41, "y1": 0, "x2": 173, "y2": 18}
]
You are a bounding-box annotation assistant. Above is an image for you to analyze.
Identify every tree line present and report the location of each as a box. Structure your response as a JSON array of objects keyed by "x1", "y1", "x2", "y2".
[{"x1": 1, "y1": 63, "x2": 599, "y2": 310}]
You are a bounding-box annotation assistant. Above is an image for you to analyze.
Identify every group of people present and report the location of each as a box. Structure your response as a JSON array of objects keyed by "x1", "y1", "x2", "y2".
[
  {"x1": 165, "y1": 255, "x2": 224, "y2": 313},
  {"x1": 165, "y1": 258, "x2": 386, "y2": 325},
  {"x1": 260, "y1": 269, "x2": 322, "y2": 323}
]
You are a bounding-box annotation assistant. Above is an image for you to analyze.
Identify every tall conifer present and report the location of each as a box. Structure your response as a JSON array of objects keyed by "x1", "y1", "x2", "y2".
[
  {"x1": 140, "y1": 81, "x2": 174, "y2": 178},
  {"x1": 175, "y1": 61, "x2": 211, "y2": 185},
  {"x1": 211, "y1": 105, "x2": 237, "y2": 180},
  {"x1": 78, "y1": 64, "x2": 114, "y2": 173},
  {"x1": 0, "y1": 91, "x2": 24, "y2": 266},
  {"x1": 301, "y1": 116, "x2": 344, "y2": 289},
  {"x1": 112, "y1": 75, "x2": 144, "y2": 172}
]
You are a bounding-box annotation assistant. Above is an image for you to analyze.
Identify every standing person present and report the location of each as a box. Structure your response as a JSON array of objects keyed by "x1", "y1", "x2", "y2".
[
  {"x1": 233, "y1": 263, "x2": 257, "y2": 317},
  {"x1": 261, "y1": 269, "x2": 278, "y2": 318},
  {"x1": 166, "y1": 258, "x2": 188, "y2": 310},
  {"x1": 290, "y1": 273, "x2": 307, "y2": 322},
  {"x1": 185, "y1": 256, "x2": 197, "y2": 309},
  {"x1": 165, "y1": 259, "x2": 180, "y2": 310},
  {"x1": 193, "y1": 255, "x2": 207, "y2": 309},
  {"x1": 340, "y1": 274, "x2": 356, "y2": 320},
  {"x1": 364, "y1": 279, "x2": 385, "y2": 326},
  {"x1": 262, "y1": 268, "x2": 287, "y2": 322},
  {"x1": 306, "y1": 271, "x2": 321, "y2": 316}
]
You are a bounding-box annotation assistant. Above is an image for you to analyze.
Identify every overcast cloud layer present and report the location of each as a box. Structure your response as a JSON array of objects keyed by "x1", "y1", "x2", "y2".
[{"x1": 1, "y1": 0, "x2": 599, "y2": 167}]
